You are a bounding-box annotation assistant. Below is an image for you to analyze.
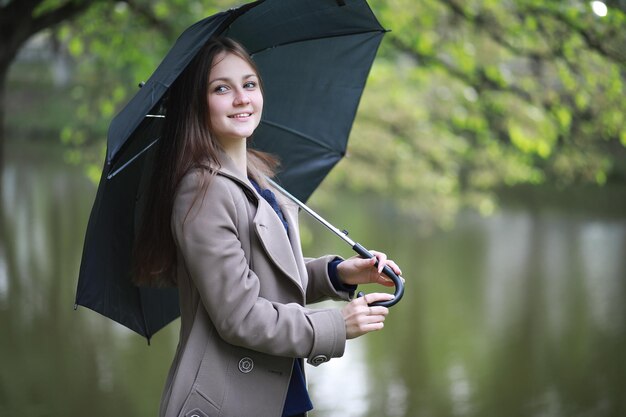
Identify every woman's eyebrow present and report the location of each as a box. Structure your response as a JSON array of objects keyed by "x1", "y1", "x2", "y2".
[{"x1": 208, "y1": 74, "x2": 257, "y2": 85}]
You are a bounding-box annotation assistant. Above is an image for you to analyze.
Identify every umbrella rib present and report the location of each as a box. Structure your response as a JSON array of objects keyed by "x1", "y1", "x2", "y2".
[
  {"x1": 248, "y1": 29, "x2": 385, "y2": 56},
  {"x1": 259, "y1": 120, "x2": 342, "y2": 155},
  {"x1": 107, "y1": 137, "x2": 160, "y2": 179}
]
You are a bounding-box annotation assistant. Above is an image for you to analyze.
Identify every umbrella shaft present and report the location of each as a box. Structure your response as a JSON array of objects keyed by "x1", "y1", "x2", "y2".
[{"x1": 266, "y1": 178, "x2": 355, "y2": 247}]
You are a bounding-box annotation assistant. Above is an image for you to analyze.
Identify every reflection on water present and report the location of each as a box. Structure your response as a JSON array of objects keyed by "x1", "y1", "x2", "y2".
[
  {"x1": 1, "y1": 142, "x2": 625, "y2": 417},
  {"x1": 308, "y1": 339, "x2": 372, "y2": 416}
]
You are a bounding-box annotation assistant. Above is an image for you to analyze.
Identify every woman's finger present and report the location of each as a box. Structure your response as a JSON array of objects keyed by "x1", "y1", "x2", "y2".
[
  {"x1": 384, "y1": 259, "x2": 402, "y2": 276},
  {"x1": 370, "y1": 250, "x2": 388, "y2": 273},
  {"x1": 377, "y1": 275, "x2": 396, "y2": 287},
  {"x1": 343, "y1": 293, "x2": 393, "y2": 338},
  {"x1": 370, "y1": 251, "x2": 403, "y2": 277},
  {"x1": 368, "y1": 306, "x2": 389, "y2": 316},
  {"x1": 374, "y1": 259, "x2": 402, "y2": 286},
  {"x1": 357, "y1": 301, "x2": 388, "y2": 322},
  {"x1": 363, "y1": 292, "x2": 395, "y2": 304},
  {"x1": 349, "y1": 256, "x2": 376, "y2": 270}
]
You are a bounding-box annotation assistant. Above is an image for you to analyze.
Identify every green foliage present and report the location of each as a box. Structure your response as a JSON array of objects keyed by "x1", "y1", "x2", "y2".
[
  {"x1": 50, "y1": 0, "x2": 242, "y2": 168},
  {"x1": 332, "y1": 0, "x2": 626, "y2": 224},
  {"x1": 14, "y1": 0, "x2": 626, "y2": 227}
]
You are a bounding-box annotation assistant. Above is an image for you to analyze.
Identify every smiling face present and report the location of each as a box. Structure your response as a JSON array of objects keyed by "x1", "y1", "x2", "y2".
[{"x1": 207, "y1": 52, "x2": 263, "y2": 148}]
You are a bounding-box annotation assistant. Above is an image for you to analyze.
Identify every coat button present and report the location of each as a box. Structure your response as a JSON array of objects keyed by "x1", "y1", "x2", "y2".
[
  {"x1": 238, "y1": 357, "x2": 254, "y2": 373},
  {"x1": 310, "y1": 354, "x2": 329, "y2": 366},
  {"x1": 185, "y1": 408, "x2": 208, "y2": 417}
]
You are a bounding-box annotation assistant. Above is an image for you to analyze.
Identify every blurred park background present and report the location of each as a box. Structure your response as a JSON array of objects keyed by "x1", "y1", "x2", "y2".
[{"x1": 1, "y1": 0, "x2": 626, "y2": 416}]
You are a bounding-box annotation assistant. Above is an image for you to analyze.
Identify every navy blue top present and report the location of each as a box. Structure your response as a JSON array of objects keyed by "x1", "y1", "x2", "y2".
[{"x1": 249, "y1": 179, "x2": 356, "y2": 417}]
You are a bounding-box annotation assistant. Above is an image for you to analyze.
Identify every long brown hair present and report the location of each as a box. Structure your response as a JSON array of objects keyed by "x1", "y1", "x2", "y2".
[{"x1": 133, "y1": 37, "x2": 277, "y2": 286}]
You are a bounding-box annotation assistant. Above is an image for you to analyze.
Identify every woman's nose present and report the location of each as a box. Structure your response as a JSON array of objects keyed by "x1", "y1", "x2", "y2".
[{"x1": 234, "y1": 91, "x2": 251, "y2": 105}]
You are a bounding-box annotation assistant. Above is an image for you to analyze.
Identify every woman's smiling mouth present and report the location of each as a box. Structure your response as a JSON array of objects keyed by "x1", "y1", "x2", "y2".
[{"x1": 229, "y1": 113, "x2": 252, "y2": 119}]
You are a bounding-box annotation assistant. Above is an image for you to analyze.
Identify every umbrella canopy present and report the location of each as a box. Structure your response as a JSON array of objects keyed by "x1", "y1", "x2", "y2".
[{"x1": 75, "y1": 0, "x2": 387, "y2": 341}]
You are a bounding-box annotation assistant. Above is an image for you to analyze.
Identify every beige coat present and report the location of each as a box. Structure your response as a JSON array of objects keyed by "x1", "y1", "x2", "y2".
[{"x1": 159, "y1": 154, "x2": 351, "y2": 417}]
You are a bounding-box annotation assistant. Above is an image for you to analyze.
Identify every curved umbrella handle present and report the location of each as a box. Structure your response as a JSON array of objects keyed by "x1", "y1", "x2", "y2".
[{"x1": 352, "y1": 243, "x2": 404, "y2": 307}]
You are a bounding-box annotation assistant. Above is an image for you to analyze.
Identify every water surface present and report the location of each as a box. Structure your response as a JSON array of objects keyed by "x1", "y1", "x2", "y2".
[{"x1": 1, "y1": 142, "x2": 625, "y2": 416}]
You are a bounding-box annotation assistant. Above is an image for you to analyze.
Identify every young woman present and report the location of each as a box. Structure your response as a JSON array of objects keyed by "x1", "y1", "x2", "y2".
[{"x1": 135, "y1": 37, "x2": 402, "y2": 417}]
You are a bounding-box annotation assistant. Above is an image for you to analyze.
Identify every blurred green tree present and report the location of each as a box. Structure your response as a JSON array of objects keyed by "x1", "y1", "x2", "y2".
[
  {"x1": 48, "y1": 0, "x2": 238, "y2": 181},
  {"x1": 0, "y1": 0, "x2": 94, "y2": 168},
  {"x1": 0, "y1": 0, "x2": 233, "y2": 171},
  {"x1": 5, "y1": 0, "x2": 626, "y2": 225},
  {"x1": 330, "y1": 0, "x2": 626, "y2": 226}
]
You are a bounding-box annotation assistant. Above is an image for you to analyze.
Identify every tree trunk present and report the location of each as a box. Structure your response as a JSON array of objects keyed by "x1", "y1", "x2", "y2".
[
  {"x1": 0, "y1": 49, "x2": 14, "y2": 179},
  {"x1": 0, "y1": 67, "x2": 5, "y2": 174},
  {"x1": 0, "y1": 0, "x2": 93, "y2": 172}
]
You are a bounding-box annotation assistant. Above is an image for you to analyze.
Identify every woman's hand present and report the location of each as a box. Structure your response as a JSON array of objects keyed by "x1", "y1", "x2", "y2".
[
  {"x1": 336, "y1": 250, "x2": 402, "y2": 287},
  {"x1": 341, "y1": 293, "x2": 393, "y2": 339}
]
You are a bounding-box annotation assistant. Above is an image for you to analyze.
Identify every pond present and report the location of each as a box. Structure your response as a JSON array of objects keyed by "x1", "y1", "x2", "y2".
[{"x1": 1, "y1": 141, "x2": 625, "y2": 417}]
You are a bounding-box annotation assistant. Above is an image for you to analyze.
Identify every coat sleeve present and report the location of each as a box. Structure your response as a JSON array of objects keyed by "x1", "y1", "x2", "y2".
[
  {"x1": 304, "y1": 256, "x2": 353, "y2": 303},
  {"x1": 172, "y1": 171, "x2": 346, "y2": 362}
]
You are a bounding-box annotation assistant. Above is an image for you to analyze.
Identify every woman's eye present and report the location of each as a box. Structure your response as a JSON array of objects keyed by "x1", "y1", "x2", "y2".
[
  {"x1": 244, "y1": 81, "x2": 257, "y2": 89},
  {"x1": 214, "y1": 85, "x2": 229, "y2": 93}
]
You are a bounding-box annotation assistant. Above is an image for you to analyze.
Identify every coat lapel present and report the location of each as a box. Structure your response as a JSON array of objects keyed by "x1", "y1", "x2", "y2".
[
  {"x1": 215, "y1": 153, "x2": 304, "y2": 293},
  {"x1": 274, "y1": 193, "x2": 309, "y2": 290},
  {"x1": 251, "y1": 201, "x2": 303, "y2": 292}
]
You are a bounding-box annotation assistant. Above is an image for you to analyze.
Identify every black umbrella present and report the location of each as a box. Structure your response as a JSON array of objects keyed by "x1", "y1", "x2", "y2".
[{"x1": 75, "y1": 0, "x2": 403, "y2": 341}]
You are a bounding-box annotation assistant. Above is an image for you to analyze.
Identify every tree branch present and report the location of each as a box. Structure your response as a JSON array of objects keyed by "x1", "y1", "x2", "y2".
[
  {"x1": 0, "y1": 0, "x2": 92, "y2": 62},
  {"x1": 30, "y1": 0, "x2": 93, "y2": 34},
  {"x1": 440, "y1": 0, "x2": 564, "y2": 62},
  {"x1": 0, "y1": 0, "x2": 42, "y2": 59},
  {"x1": 122, "y1": 0, "x2": 177, "y2": 39},
  {"x1": 525, "y1": 4, "x2": 626, "y2": 64},
  {"x1": 389, "y1": 36, "x2": 532, "y2": 103},
  {"x1": 440, "y1": 0, "x2": 626, "y2": 69}
]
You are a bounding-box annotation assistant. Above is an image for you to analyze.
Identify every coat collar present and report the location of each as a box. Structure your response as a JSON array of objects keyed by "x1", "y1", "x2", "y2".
[{"x1": 212, "y1": 152, "x2": 305, "y2": 295}]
